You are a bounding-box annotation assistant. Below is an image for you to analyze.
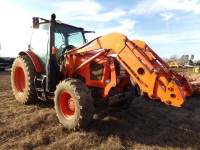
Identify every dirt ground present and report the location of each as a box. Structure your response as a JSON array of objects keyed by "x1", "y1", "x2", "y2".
[{"x1": 0, "y1": 69, "x2": 200, "y2": 150}]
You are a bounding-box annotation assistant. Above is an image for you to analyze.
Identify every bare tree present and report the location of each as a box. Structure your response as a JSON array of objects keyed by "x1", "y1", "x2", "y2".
[
  {"x1": 179, "y1": 55, "x2": 189, "y2": 65},
  {"x1": 162, "y1": 57, "x2": 169, "y2": 63},
  {"x1": 168, "y1": 54, "x2": 179, "y2": 62}
]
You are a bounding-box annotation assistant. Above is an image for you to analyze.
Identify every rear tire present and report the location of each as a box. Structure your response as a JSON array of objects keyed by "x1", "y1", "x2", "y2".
[
  {"x1": 54, "y1": 79, "x2": 94, "y2": 130},
  {"x1": 11, "y1": 55, "x2": 37, "y2": 104}
]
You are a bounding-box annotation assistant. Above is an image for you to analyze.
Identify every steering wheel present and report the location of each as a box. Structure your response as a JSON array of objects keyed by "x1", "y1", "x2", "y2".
[
  {"x1": 62, "y1": 45, "x2": 75, "y2": 54},
  {"x1": 59, "y1": 44, "x2": 67, "y2": 51}
]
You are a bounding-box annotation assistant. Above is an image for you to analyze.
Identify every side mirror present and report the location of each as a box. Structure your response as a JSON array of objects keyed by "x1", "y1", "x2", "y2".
[{"x1": 33, "y1": 17, "x2": 39, "y2": 29}]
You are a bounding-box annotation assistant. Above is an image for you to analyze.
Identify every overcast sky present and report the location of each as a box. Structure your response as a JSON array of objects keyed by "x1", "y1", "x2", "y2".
[{"x1": 0, "y1": 0, "x2": 200, "y2": 60}]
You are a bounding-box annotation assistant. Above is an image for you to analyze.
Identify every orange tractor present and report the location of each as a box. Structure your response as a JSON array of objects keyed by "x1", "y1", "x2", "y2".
[{"x1": 11, "y1": 14, "x2": 200, "y2": 130}]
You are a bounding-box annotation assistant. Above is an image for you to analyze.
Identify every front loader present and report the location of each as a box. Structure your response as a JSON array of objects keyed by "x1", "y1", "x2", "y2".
[{"x1": 11, "y1": 14, "x2": 200, "y2": 130}]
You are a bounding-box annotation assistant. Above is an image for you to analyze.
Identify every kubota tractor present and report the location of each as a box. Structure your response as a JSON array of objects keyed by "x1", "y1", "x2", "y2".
[{"x1": 11, "y1": 14, "x2": 200, "y2": 130}]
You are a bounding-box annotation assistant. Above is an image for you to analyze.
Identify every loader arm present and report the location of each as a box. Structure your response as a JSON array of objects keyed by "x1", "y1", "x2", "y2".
[{"x1": 66, "y1": 32, "x2": 192, "y2": 107}]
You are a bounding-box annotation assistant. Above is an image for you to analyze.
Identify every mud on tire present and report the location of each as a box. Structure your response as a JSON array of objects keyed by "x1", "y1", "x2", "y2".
[
  {"x1": 54, "y1": 79, "x2": 94, "y2": 130},
  {"x1": 11, "y1": 55, "x2": 37, "y2": 104}
]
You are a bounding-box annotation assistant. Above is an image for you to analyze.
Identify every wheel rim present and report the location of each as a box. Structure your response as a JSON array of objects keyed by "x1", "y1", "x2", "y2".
[
  {"x1": 14, "y1": 67, "x2": 25, "y2": 94},
  {"x1": 59, "y1": 91, "x2": 76, "y2": 119}
]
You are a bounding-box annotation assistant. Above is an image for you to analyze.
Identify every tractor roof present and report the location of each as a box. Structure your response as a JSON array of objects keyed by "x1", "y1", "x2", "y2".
[{"x1": 39, "y1": 17, "x2": 84, "y2": 30}]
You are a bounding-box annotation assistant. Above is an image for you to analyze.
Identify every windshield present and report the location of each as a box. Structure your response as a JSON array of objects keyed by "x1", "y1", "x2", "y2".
[
  {"x1": 55, "y1": 24, "x2": 86, "y2": 48},
  {"x1": 55, "y1": 23, "x2": 86, "y2": 57}
]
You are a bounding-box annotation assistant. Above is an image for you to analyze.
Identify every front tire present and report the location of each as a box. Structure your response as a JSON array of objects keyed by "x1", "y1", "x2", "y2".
[
  {"x1": 111, "y1": 83, "x2": 135, "y2": 109},
  {"x1": 54, "y1": 79, "x2": 94, "y2": 130},
  {"x1": 11, "y1": 55, "x2": 37, "y2": 104},
  {"x1": 120, "y1": 83, "x2": 135, "y2": 109}
]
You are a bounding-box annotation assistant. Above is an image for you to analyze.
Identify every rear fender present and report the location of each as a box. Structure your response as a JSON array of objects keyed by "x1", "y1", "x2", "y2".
[{"x1": 19, "y1": 51, "x2": 44, "y2": 73}]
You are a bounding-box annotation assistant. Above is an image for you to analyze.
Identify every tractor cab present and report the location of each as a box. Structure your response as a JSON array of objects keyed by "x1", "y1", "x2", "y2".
[{"x1": 30, "y1": 17, "x2": 87, "y2": 69}]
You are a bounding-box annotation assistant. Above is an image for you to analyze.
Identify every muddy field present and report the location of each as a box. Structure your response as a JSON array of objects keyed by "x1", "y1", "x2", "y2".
[{"x1": 0, "y1": 69, "x2": 200, "y2": 150}]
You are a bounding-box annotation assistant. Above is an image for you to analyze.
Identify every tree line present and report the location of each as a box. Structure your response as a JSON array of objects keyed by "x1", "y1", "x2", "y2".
[{"x1": 163, "y1": 54, "x2": 200, "y2": 66}]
